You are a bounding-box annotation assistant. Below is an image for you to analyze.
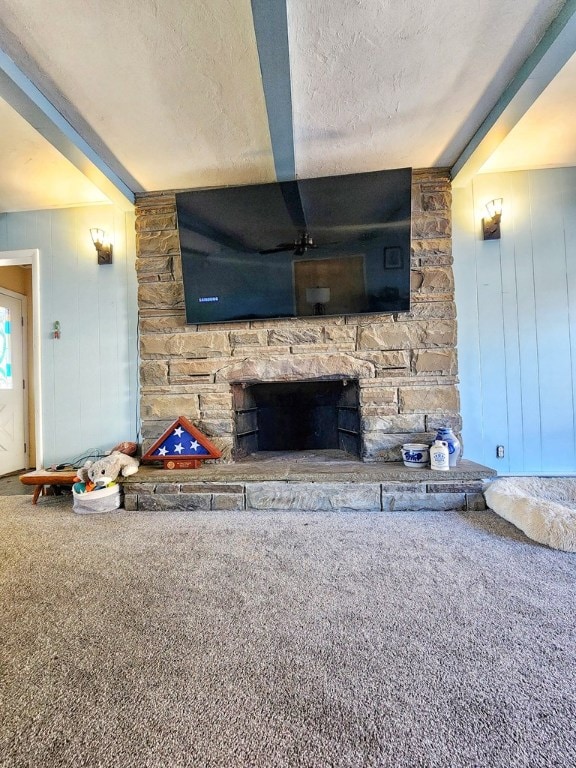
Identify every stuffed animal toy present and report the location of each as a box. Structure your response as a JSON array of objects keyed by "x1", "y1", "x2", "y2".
[{"x1": 77, "y1": 451, "x2": 140, "y2": 488}]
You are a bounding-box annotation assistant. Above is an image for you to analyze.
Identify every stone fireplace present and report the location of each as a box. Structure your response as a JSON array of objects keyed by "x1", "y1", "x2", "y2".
[{"x1": 136, "y1": 169, "x2": 459, "y2": 464}]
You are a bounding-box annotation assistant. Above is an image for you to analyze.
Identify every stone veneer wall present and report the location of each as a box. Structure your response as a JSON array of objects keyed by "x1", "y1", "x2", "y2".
[{"x1": 136, "y1": 168, "x2": 458, "y2": 462}]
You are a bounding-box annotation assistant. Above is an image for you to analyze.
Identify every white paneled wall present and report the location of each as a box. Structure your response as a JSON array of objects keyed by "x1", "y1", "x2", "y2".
[
  {"x1": 0, "y1": 204, "x2": 138, "y2": 466},
  {"x1": 453, "y1": 168, "x2": 576, "y2": 475}
]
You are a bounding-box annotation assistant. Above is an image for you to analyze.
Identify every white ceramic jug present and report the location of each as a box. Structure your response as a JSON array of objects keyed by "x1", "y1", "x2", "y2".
[{"x1": 430, "y1": 440, "x2": 450, "y2": 471}]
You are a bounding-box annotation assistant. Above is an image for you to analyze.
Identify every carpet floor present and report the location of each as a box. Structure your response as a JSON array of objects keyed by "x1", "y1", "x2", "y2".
[{"x1": 0, "y1": 496, "x2": 575, "y2": 768}]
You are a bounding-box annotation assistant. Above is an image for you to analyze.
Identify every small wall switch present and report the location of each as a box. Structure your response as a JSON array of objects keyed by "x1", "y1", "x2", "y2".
[{"x1": 496, "y1": 445, "x2": 505, "y2": 459}]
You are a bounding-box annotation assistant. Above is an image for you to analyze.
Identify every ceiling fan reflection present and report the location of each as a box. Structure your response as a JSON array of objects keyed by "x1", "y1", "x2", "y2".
[{"x1": 259, "y1": 231, "x2": 318, "y2": 256}]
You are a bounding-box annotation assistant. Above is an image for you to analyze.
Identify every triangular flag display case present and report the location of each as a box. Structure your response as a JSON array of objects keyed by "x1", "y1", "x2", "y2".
[{"x1": 142, "y1": 416, "x2": 222, "y2": 469}]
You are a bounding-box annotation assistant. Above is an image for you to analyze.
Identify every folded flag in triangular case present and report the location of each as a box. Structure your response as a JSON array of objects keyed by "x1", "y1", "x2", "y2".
[{"x1": 142, "y1": 416, "x2": 221, "y2": 469}]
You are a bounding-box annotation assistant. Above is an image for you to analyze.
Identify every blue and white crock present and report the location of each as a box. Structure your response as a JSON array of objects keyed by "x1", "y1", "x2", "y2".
[
  {"x1": 434, "y1": 427, "x2": 462, "y2": 467},
  {"x1": 401, "y1": 443, "x2": 430, "y2": 468}
]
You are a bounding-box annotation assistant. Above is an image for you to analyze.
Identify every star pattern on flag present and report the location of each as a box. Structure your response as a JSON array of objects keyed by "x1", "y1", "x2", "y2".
[
  {"x1": 151, "y1": 421, "x2": 210, "y2": 458},
  {"x1": 143, "y1": 416, "x2": 222, "y2": 466}
]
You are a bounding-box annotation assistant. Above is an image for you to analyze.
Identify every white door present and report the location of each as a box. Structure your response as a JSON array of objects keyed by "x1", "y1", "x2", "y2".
[{"x1": 0, "y1": 290, "x2": 27, "y2": 475}]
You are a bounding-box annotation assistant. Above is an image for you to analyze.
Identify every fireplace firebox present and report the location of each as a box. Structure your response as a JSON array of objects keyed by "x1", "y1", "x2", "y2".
[{"x1": 232, "y1": 379, "x2": 360, "y2": 460}]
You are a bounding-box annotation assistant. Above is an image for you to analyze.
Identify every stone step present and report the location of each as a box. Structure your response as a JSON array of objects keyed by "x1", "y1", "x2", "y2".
[{"x1": 122, "y1": 458, "x2": 496, "y2": 512}]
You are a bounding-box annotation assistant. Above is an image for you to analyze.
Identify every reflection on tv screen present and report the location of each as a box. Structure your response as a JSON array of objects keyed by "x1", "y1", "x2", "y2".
[{"x1": 176, "y1": 167, "x2": 412, "y2": 324}]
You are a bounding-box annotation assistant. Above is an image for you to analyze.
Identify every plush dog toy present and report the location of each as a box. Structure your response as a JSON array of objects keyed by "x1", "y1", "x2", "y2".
[{"x1": 77, "y1": 451, "x2": 140, "y2": 488}]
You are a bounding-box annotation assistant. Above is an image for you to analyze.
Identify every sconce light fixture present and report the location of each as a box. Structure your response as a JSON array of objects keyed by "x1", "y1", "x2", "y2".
[
  {"x1": 482, "y1": 198, "x2": 503, "y2": 240},
  {"x1": 90, "y1": 228, "x2": 113, "y2": 264}
]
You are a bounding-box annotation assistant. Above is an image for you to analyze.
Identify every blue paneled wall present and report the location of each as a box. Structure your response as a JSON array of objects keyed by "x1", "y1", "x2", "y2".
[
  {"x1": 453, "y1": 168, "x2": 576, "y2": 475},
  {"x1": 0, "y1": 204, "x2": 138, "y2": 466}
]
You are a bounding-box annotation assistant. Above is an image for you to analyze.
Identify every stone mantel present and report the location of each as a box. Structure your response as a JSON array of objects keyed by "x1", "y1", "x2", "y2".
[{"x1": 135, "y1": 169, "x2": 459, "y2": 463}]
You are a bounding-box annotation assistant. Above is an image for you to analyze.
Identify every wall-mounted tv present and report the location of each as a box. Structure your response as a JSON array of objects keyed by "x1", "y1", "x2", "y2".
[{"x1": 176, "y1": 167, "x2": 412, "y2": 325}]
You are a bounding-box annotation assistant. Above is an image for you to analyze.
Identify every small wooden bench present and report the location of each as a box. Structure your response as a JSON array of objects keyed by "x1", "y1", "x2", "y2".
[{"x1": 19, "y1": 469, "x2": 78, "y2": 504}]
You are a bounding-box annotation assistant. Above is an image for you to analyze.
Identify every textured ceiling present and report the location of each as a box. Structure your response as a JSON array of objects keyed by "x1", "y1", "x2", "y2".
[
  {"x1": 480, "y1": 49, "x2": 576, "y2": 173},
  {"x1": 287, "y1": 0, "x2": 565, "y2": 177},
  {"x1": 0, "y1": 0, "x2": 573, "y2": 212},
  {"x1": 0, "y1": 94, "x2": 108, "y2": 210}
]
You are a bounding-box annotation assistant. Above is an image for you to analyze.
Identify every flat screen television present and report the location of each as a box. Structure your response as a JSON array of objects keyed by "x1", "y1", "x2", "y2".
[{"x1": 176, "y1": 167, "x2": 412, "y2": 325}]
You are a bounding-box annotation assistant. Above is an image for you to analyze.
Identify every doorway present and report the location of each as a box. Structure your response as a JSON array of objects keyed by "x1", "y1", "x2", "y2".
[
  {"x1": 0, "y1": 289, "x2": 27, "y2": 474},
  {"x1": 0, "y1": 249, "x2": 41, "y2": 471},
  {"x1": 294, "y1": 255, "x2": 366, "y2": 316}
]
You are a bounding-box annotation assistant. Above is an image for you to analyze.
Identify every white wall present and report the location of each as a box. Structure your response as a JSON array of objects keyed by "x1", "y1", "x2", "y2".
[
  {"x1": 0, "y1": 204, "x2": 138, "y2": 467},
  {"x1": 453, "y1": 168, "x2": 576, "y2": 475}
]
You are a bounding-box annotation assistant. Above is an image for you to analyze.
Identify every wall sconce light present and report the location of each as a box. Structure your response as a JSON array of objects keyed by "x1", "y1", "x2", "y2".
[
  {"x1": 482, "y1": 198, "x2": 503, "y2": 240},
  {"x1": 90, "y1": 228, "x2": 113, "y2": 264}
]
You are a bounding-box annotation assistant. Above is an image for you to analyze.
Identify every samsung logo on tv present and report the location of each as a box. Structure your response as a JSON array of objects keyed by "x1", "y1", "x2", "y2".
[{"x1": 198, "y1": 296, "x2": 219, "y2": 303}]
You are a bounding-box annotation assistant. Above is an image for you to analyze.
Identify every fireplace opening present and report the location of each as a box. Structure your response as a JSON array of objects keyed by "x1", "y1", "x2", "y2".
[{"x1": 232, "y1": 379, "x2": 361, "y2": 460}]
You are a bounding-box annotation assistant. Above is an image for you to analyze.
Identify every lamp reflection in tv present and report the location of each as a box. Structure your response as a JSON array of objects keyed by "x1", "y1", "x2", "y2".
[{"x1": 306, "y1": 286, "x2": 331, "y2": 315}]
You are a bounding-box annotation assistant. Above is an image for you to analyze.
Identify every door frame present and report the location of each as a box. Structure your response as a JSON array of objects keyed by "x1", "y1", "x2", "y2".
[
  {"x1": 0, "y1": 249, "x2": 42, "y2": 469},
  {"x1": 0, "y1": 287, "x2": 29, "y2": 471}
]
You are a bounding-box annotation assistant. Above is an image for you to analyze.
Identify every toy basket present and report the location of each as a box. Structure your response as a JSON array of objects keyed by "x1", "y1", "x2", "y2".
[{"x1": 72, "y1": 483, "x2": 121, "y2": 514}]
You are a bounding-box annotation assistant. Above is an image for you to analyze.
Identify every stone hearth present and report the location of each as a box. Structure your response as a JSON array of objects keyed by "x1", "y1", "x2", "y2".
[
  {"x1": 136, "y1": 168, "x2": 459, "y2": 466},
  {"x1": 122, "y1": 456, "x2": 496, "y2": 512}
]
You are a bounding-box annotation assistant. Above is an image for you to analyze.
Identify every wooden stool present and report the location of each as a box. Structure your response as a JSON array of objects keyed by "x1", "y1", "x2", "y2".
[{"x1": 19, "y1": 469, "x2": 78, "y2": 504}]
